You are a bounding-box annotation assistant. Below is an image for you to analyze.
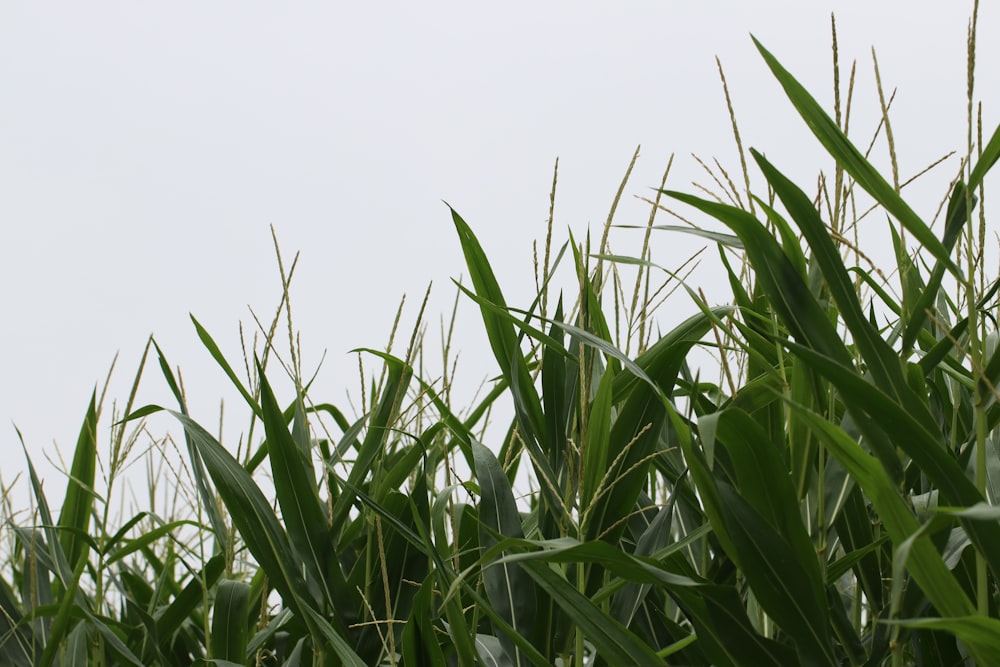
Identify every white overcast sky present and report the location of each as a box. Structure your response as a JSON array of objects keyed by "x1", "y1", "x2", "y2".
[{"x1": 1, "y1": 3, "x2": 997, "y2": 506}]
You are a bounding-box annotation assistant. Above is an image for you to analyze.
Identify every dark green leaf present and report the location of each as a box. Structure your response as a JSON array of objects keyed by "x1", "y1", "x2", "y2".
[
  {"x1": 473, "y1": 440, "x2": 536, "y2": 666},
  {"x1": 752, "y1": 37, "x2": 959, "y2": 275}
]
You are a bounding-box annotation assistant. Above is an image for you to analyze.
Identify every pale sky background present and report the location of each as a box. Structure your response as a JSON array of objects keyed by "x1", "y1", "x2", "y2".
[{"x1": 1, "y1": 3, "x2": 997, "y2": 511}]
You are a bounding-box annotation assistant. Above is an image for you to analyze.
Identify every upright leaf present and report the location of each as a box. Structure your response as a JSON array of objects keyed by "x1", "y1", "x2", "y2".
[
  {"x1": 473, "y1": 440, "x2": 536, "y2": 666},
  {"x1": 211, "y1": 580, "x2": 251, "y2": 663},
  {"x1": 258, "y1": 366, "x2": 333, "y2": 612},
  {"x1": 330, "y1": 356, "x2": 412, "y2": 529},
  {"x1": 58, "y1": 392, "x2": 98, "y2": 569},
  {"x1": 451, "y1": 206, "x2": 547, "y2": 456},
  {"x1": 519, "y1": 559, "x2": 664, "y2": 666}
]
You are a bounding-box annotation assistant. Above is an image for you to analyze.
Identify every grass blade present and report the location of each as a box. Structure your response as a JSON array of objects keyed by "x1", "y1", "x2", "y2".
[
  {"x1": 156, "y1": 407, "x2": 312, "y2": 622},
  {"x1": 190, "y1": 315, "x2": 262, "y2": 419},
  {"x1": 716, "y1": 484, "x2": 837, "y2": 666},
  {"x1": 789, "y1": 406, "x2": 974, "y2": 617},
  {"x1": 518, "y1": 559, "x2": 664, "y2": 666},
  {"x1": 211, "y1": 579, "x2": 251, "y2": 663},
  {"x1": 151, "y1": 340, "x2": 229, "y2": 553},
  {"x1": 473, "y1": 440, "x2": 536, "y2": 666},
  {"x1": 330, "y1": 355, "x2": 412, "y2": 529},
  {"x1": 58, "y1": 392, "x2": 98, "y2": 571},
  {"x1": 901, "y1": 181, "x2": 974, "y2": 353},
  {"x1": 968, "y1": 122, "x2": 1000, "y2": 191},
  {"x1": 257, "y1": 365, "x2": 333, "y2": 611},
  {"x1": 666, "y1": 189, "x2": 906, "y2": 483},
  {"x1": 785, "y1": 340, "x2": 1000, "y2": 576},
  {"x1": 751, "y1": 36, "x2": 959, "y2": 275},
  {"x1": 668, "y1": 583, "x2": 798, "y2": 666},
  {"x1": 450, "y1": 205, "x2": 546, "y2": 446},
  {"x1": 751, "y1": 150, "x2": 912, "y2": 406}
]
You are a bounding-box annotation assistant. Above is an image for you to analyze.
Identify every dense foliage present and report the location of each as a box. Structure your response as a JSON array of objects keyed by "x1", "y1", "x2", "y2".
[{"x1": 3, "y1": 14, "x2": 1000, "y2": 666}]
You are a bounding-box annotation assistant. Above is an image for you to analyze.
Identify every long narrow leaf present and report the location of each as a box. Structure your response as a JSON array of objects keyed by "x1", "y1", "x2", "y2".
[
  {"x1": 257, "y1": 366, "x2": 333, "y2": 612},
  {"x1": 518, "y1": 559, "x2": 665, "y2": 666},
  {"x1": 211, "y1": 580, "x2": 251, "y2": 663},
  {"x1": 968, "y1": 121, "x2": 1000, "y2": 191},
  {"x1": 752, "y1": 36, "x2": 959, "y2": 275},
  {"x1": 473, "y1": 440, "x2": 536, "y2": 666},
  {"x1": 451, "y1": 206, "x2": 546, "y2": 444},
  {"x1": 785, "y1": 340, "x2": 1000, "y2": 576},
  {"x1": 58, "y1": 392, "x2": 98, "y2": 570},
  {"x1": 789, "y1": 406, "x2": 975, "y2": 618}
]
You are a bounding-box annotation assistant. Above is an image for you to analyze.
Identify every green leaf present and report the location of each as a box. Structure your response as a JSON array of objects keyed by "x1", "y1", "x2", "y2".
[
  {"x1": 156, "y1": 555, "x2": 225, "y2": 650},
  {"x1": 609, "y1": 502, "x2": 673, "y2": 628},
  {"x1": 17, "y1": 434, "x2": 74, "y2": 584},
  {"x1": 754, "y1": 197, "x2": 808, "y2": 279},
  {"x1": 401, "y1": 578, "x2": 447, "y2": 667},
  {"x1": 257, "y1": 365, "x2": 334, "y2": 612},
  {"x1": 482, "y1": 536, "x2": 697, "y2": 590},
  {"x1": 518, "y1": 560, "x2": 665, "y2": 665},
  {"x1": 0, "y1": 577, "x2": 32, "y2": 665},
  {"x1": 702, "y1": 410, "x2": 808, "y2": 554},
  {"x1": 901, "y1": 181, "x2": 974, "y2": 353},
  {"x1": 664, "y1": 192, "x2": 850, "y2": 369},
  {"x1": 751, "y1": 150, "x2": 914, "y2": 409},
  {"x1": 716, "y1": 485, "x2": 837, "y2": 666},
  {"x1": 37, "y1": 550, "x2": 88, "y2": 667},
  {"x1": 784, "y1": 340, "x2": 1000, "y2": 576},
  {"x1": 833, "y1": 486, "x2": 885, "y2": 610},
  {"x1": 473, "y1": 440, "x2": 536, "y2": 666},
  {"x1": 150, "y1": 340, "x2": 229, "y2": 553},
  {"x1": 338, "y1": 477, "x2": 480, "y2": 667},
  {"x1": 667, "y1": 584, "x2": 798, "y2": 667},
  {"x1": 104, "y1": 519, "x2": 202, "y2": 566},
  {"x1": 165, "y1": 410, "x2": 311, "y2": 622},
  {"x1": 299, "y1": 605, "x2": 368, "y2": 667},
  {"x1": 58, "y1": 392, "x2": 98, "y2": 570},
  {"x1": 788, "y1": 405, "x2": 975, "y2": 619},
  {"x1": 80, "y1": 607, "x2": 145, "y2": 667},
  {"x1": 190, "y1": 315, "x2": 262, "y2": 419},
  {"x1": 64, "y1": 622, "x2": 88, "y2": 667},
  {"x1": 935, "y1": 502, "x2": 1000, "y2": 521},
  {"x1": 751, "y1": 36, "x2": 959, "y2": 276},
  {"x1": 968, "y1": 121, "x2": 1000, "y2": 191},
  {"x1": 579, "y1": 364, "x2": 614, "y2": 522},
  {"x1": 330, "y1": 354, "x2": 412, "y2": 529},
  {"x1": 450, "y1": 205, "x2": 546, "y2": 446},
  {"x1": 585, "y1": 378, "x2": 665, "y2": 545},
  {"x1": 666, "y1": 189, "x2": 905, "y2": 483},
  {"x1": 886, "y1": 616, "x2": 1000, "y2": 655},
  {"x1": 648, "y1": 224, "x2": 743, "y2": 248},
  {"x1": 211, "y1": 580, "x2": 251, "y2": 663}
]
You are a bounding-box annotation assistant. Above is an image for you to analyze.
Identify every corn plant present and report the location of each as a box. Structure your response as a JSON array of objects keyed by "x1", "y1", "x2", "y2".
[{"x1": 3, "y1": 7, "x2": 1000, "y2": 666}]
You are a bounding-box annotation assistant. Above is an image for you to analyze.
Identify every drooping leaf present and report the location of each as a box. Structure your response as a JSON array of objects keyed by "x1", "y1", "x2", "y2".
[
  {"x1": 666, "y1": 189, "x2": 904, "y2": 482},
  {"x1": 751, "y1": 36, "x2": 959, "y2": 275},
  {"x1": 518, "y1": 559, "x2": 665, "y2": 666}
]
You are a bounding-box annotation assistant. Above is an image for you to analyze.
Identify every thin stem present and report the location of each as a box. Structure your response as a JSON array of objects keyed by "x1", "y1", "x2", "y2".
[{"x1": 962, "y1": 0, "x2": 988, "y2": 617}]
